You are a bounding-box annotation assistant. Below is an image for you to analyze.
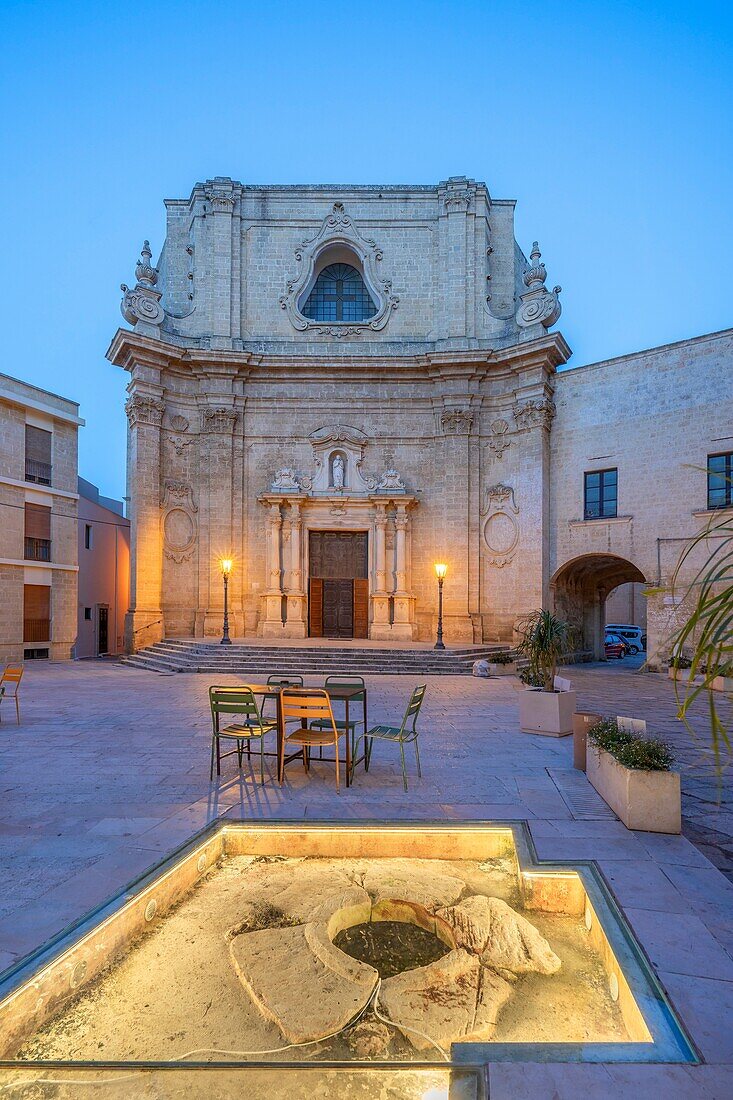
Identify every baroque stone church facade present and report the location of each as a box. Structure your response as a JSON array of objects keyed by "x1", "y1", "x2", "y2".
[{"x1": 108, "y1": 176, "x2": 733, "y2": 661}]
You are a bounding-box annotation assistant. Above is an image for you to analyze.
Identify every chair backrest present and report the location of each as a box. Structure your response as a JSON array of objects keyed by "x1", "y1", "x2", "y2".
[
  {"x1": 281, "y1": 688, "x2": 337, "y2": 733},
  {"x1": 209, "y1": 686, "x2": 262, "y2": 729},
  {"x1": 324, "y1": 675, "x2": 365, "y2": 698},
  {"x1": 266, "y1": 675, "x2": 304, "y2": 687},
  {"x1": 1, "y1": 665, "x2": 23, "y2": 695},
  {"x1": 401, "y1": 684, "x2": 427, "y2": 733}
]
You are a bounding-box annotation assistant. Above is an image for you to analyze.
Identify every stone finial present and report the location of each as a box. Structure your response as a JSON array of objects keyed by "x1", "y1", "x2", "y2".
[
  {"x1": 515, "y1": 240, "x2": 562, "y2": 330},
  {"x1": 121, "y1": 238, "x2": 165, "y2": 331},
  {"x1": 135, "y1": 240, "x2": 158, "y2": 287}
]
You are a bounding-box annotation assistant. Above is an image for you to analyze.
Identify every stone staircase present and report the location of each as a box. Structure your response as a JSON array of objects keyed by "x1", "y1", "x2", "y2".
[{"x1": 122, "y1": 639, "x2": 513, "y2": 676}]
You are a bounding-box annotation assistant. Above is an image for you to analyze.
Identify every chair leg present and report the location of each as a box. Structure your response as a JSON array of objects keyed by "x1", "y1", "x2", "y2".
[
  {"x1": 209, "y1": 738, "x2": 216, "y2": 781},
  {"x1": 414, "y1": 737, "x2": 422, "y2": 778},
  {"x1": 302, "y1": 746, "x2": 309, "y2": 772},
  {"x1": 237, "y1": 740, "x2": 243, "y2": 767},
  {"x1": 260, "y1": 738, "x2": 265, "y2": 786},
  {"x1": 399, "y1": 740, "x2": 408, "y2": 792},
  {"x1": 365, "y1": 737, "x2": 373, "y2": 771},
  {"x1": 334, "y1": 740, "x2": 340, "y2": 792},
  {"x1": 15, "y1": 698, "x2": 20, "y2": 725}
]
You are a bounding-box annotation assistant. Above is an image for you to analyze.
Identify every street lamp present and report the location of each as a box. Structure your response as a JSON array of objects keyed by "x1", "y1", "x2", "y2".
[
  {"x1": 220, "y1": 558, "x2": 233, "y2": 646},
  {"x1": 434, "y1": 562, "x2": 447, "y2": 650}
]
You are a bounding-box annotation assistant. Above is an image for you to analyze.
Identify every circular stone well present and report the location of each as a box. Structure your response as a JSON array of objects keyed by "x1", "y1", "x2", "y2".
[{"x1": 334, "y1": 920, "x2": 451, "y2": 979}]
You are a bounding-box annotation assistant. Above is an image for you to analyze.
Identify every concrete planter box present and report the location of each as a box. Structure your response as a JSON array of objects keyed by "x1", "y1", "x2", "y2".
[
  {"x1": 488, "y1": 662, "x2": 518, "y2": 677},
  {"x1": 519, "y1": 688, "x2": 576, "y2": 737},
  {"x1": 587, "y1": 746, "x2": 681, "y2": 833},
  {"x1": 668, "y1": 667, "x2": 701, "y2": 684},
  {"x1": 712, "y1": 676, "x2": 733, "y2": 693}
]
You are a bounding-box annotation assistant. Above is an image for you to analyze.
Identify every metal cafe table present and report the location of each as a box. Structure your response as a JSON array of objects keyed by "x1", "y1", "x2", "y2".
[{"x1": 245, "y1": 682, "x2": 368, "y2": 787}]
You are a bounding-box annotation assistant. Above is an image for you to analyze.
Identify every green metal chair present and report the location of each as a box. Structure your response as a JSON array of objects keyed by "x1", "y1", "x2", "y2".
[
  {"x1": 209, "y1": 685, "x2": 277, "y2": 784},
  {"x1": 309, "y1": 675, "x2": 366, "y2": 760},
  {"x1": 262, "y1": 675, "x2": 304, "y2": 725},
  {"x1": 351, "y1": 684, "x2": 426, "y2": 791}
]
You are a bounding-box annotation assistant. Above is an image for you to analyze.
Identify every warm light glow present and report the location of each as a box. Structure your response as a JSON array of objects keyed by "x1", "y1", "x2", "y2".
[
  {"x1": 220, "y1": 558, "x2": 233, "y2": 577},
  {"x1": 434, "y1": 562, "x2": 447, "y2": 580}
]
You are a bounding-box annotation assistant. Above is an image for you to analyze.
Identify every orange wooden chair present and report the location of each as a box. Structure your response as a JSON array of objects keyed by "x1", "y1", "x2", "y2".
[
  {"x1": 279, "y1": 688, "x2": 346, "y2": 791},
  {"x1": 0, "y1": 664, "x2": 24, "y2": 725}
]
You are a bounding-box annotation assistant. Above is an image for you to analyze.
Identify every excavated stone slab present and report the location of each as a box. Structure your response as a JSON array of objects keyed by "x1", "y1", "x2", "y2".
[
  {"x1": 242, "y1": 859, "x2": 371, "y2": 924},
  {"x1": 438, "y1": 895, "x2": 561, "y2": 975},
  {"x1": 356, "y1": 859, "x2": 467, "y2": 910},
  {"x1": 378, "y1": 947, "x2": 513, "y2": 1051},
  {"x1": 230, "y1": 922, "x2": 378, "y2": 1044}
]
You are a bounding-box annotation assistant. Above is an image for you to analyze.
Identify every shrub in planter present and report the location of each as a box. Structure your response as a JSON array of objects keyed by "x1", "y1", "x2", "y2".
[
  {"x1": 516, "y1": 611, "x2": 576, "y2": 736},
  {"x1": 586, "y1": 718, "x2": 680, "y2": 833}
]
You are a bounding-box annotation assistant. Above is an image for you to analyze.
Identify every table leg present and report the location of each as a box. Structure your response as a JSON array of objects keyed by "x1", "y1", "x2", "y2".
[
  {"x1": 345, "y1": 697, "x2": 351, "y2": 787},
  {"x1": 277, "y1": 691, "x2": 284, "y2": 784},
  {"x1": 363, "y1": 689, "x2": 370, "y2": 772}
]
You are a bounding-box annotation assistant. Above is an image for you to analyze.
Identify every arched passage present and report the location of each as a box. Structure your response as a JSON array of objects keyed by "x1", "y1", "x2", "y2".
[{"x1": 550, "y1": 553, "x2": 647, "y2": 660}]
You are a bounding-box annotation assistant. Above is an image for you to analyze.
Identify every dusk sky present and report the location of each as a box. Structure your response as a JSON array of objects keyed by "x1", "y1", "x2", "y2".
[{"x1": 1, "y1": 0, "x2": 731, "y2": 502}]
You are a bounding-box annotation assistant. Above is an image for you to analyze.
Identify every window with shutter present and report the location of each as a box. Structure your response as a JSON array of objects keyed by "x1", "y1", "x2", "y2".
[
  {"x1": 24, "y1": 584, "x2": 50, "y2": 642},
  {"x1": 24, "y1": 503, "x2": 52, "y2": 561},
  {"x1": 25, "y1": 426, "x2": 52, "y2": 485}
]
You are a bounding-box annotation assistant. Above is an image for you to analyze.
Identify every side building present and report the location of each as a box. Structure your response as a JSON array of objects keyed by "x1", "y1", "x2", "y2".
[
  {"x1": 0, "y1": 372, "x2": 82, "y2": 662},
  {"x1": 76, "y1": 478, "x2": 130, "y2": 659}
]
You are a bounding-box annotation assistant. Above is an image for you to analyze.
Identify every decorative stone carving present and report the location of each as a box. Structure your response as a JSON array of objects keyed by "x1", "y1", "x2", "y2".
[
  {"x1": 167, "y1": 414, "x2": 192, "y2": 456},
  {"x1": 161, "y1": 481, "x2": 198, "y2": 564},
  {"x1": 200, "y1": 406, "x2": 238, "y2": 434},
  {"x1": 205, "y1": 183, "x2": 236, "y2": 211},
  {"x1": 125, "y1": 393, "x2": 164, "y2": 428},
  {"x1": 271, "y1": 467, "x2": 302, "y2": 492},
  {"x1": 513, "y1": 397, "x2": 556, "y2": 431},
  {"x1": 378, "y1": 468, "x2": 406, "y2": 492},
  {"x1": 440, "y1": 176, "x2": 476, "y2": 213},
  {"x1": 441, "y1": 408, "x2": 474, "y2": 435},
  {"x1": 279, "y1": 202, "x2": 399, "y2": 336},
  {"x1": 515, "y1": 242, "x2": 562, "y2": 330},
  {"x1": 120, "y1": 241, "x2": 166, "y2": 330},
  {"x1": 307, "y1": 424, "x2": 378, "y2": 494},
  {"x1": 481, "y1": 483, "x2": 519, "y2": 568},
  {"x1": 487, "y1": 418, "x2": 511, "y2": 458}
]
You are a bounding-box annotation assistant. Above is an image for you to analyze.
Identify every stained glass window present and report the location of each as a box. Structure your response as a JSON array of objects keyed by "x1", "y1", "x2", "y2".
[{"x1": 302, "y1": 263, "x2": 377, "y2": 323}]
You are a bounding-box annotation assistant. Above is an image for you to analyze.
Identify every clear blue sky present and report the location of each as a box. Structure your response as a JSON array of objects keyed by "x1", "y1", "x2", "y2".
[{"x1": 1, "y1": 0, "x2": 731, "y2": 501}]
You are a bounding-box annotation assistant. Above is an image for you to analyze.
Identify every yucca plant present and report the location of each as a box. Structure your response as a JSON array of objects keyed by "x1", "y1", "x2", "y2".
[
  {"x1": 654, "y1": 499, "x2": 733, "y2": 771},
  {"x1": 516, "y1": 609, "x2": 570, "y2": 692}
]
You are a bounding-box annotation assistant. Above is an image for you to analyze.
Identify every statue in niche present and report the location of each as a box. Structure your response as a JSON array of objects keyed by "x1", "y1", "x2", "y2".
[{"x1": 332, "y1": 454, "x2": 345, "y2": 490}]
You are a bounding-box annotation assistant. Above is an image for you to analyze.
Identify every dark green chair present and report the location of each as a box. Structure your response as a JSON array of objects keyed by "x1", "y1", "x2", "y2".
[
  {"x1": 209, "y1": 685, "x2": 277, "y2": 784},
  {"x1": 262, "y1": 674, "x2": 304, "y2": 724},
  {"x1": 352, "y1": 684, "x2": 426, "y2": 791},
  {"x1": 309, "y1": 675, "x2": 366, "y2": 760}
]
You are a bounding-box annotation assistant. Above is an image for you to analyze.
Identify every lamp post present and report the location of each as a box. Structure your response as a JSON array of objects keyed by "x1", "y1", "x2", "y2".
[
  {"x1": 434, "y1": 562, "x2": 447, "y2": 650},
  {"x1": 220, "y1": 559, "x2": 232, "y2": 646}
]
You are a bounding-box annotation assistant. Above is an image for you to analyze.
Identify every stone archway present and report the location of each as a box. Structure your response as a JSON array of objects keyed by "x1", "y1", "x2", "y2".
[{"x1": 550, "y1": 553, "x2": 647, "y2": 659}]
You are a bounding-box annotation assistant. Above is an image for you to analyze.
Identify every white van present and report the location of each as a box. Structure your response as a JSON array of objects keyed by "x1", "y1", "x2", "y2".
[{"x1": 605, "y1": 624, "x2": 645, "y2": 653}]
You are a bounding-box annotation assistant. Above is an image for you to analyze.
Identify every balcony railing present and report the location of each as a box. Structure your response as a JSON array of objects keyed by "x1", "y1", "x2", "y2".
[
  {"x1": 25, "y1": 459, "x2": 52, "y2": 485},
  {"x1": 24, "y1": 537, "x2": 51, "y2": 562},
  {"x1": 24, "y1": 618, "x2": 50, "y2": 643}
]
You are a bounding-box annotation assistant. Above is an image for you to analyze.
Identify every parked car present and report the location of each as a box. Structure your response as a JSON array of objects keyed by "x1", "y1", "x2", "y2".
[
  {"x1": 604, "y1": 633, "x2": 627, "y2": 660},
  {"x1": 605, "y1": 623, "x2": 645, "y2": 654}
]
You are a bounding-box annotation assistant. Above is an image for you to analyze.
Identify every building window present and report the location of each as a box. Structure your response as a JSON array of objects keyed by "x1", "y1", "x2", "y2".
[
  {"x1": 302, "y1": 264, "x2": 377, "y2": 323},
  {"x1": 584, "y1": 468, "x2": 618, "y2": 520},
  {"x1": 85, "y1": 524, "x2": 93, "y2": 549},
  {"x1": 25, "y1": 425, "x2": 52, "y2": 485},
  {"x1": 23, "y1": 583, "x2": 50, "y2": 644},
  {"x1": 708, "y1": 452, "x2": 733, "y2": 510},
  {"x1": 24, "y1": 502, "x2": 51, "y2": 561},
  {"x1": 84, "y1": 607, "x2": 92, "y2": 621}
]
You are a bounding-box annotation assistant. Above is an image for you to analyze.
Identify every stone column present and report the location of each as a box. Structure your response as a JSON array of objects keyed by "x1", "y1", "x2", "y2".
[
  {"x1": 436, "y1": 406, "x2": 475, "y2": 642},
  {"x1": 392, "y1": 503, "x2": 415, "y2": 640},
  {"x1": 124, "y1": 390, "x2": 165, "y2": 651},
  {"x1": 370, "y1": 501, "x2": 391, "y2": 639},
  {"x1": 285, "y1": 499, "x2": 307, "y2": 637},
  {"x1": 198, "y1": 405, "x2": 238, "y2": 637},
  {"x1": 261, "y1": 500, "x2": 284, "y2": 637}
]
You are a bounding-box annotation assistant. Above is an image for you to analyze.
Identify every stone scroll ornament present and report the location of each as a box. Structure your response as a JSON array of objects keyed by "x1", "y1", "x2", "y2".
[
  {"x1": 481, "y1": 483, "x2": 520, "y2": 568},
  {"x1": 279, "y1": 202, "x2": 399, "y2": 337},
  {"x1": 121, "y1": 241, "x2": 166, "y2": 331},
  {"x1": 515, "y1": 241, "x2": 561, "y2": 330},
  {"x1": 160, "y1": 482, "x2": 198, "y2": 564}
]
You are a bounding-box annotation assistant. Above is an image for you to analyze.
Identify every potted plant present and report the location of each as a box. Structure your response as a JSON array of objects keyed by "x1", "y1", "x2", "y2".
[
  {"x1": 488, "y1": 650, "x2": 518, "y2": 676},
  {"x1": 667, "y1": 653, "x2": 698, "y2": 682},
  {"x1": 516, "y1": 610, "x2": 576, "y2": 737},
  {"x1": 586, "y1": 718, "x2": 680, "y2": 833}
]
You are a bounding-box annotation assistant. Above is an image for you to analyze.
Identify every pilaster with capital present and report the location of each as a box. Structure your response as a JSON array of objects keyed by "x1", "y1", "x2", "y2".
[
  {"x1": 124, "y1": 388, "x2": 165, "y2": 650},
  {"x1": 197, "y1": 402, "x2": 239, "y2": 637},
  {"x1": 285, "y1": 500, "x2": 307, "y2": 636},
  {"x1": 261, "y1": 501, "x2": 285, "y2": 636},
  {"x1": 370, "y1": 502, "x2": 391, "y2": 634}
]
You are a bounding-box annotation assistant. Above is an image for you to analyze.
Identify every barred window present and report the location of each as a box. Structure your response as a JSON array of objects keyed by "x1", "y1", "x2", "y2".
[{"x1": 302, "y1": 264, "x2": 377, "y2": 323}]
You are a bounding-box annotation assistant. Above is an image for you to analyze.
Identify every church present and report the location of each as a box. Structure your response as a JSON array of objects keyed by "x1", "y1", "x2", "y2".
[{"x1": 107, "y1": 176, "x2": 733, "y2": 663}]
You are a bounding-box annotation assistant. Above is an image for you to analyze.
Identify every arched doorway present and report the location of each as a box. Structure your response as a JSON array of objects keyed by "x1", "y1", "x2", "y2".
[{"x1": 550, "y1": 554, "x2": 647, "y2": 659}]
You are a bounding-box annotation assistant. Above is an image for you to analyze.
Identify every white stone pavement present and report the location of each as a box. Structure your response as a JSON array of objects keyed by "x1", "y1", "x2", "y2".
[{"x1": 0, "y1": 660, "x2": 732, "y2": 1097}]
